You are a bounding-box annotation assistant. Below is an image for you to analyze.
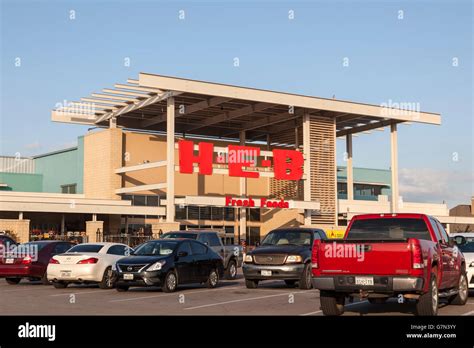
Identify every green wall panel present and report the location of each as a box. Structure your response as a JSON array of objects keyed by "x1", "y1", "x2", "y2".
[{"x1": 0, "y1": 172, "x2": 43, "y2": 192}]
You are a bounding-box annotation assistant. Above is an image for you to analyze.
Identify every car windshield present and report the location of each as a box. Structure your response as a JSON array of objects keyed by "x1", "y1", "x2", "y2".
[
  {"x1": 261, "y1": 230, "x2": 312, "y2": 246},
  {"x1": 347, "y1": 218, "x2": 431, "y2": 240},
  {"x1": 134, "y1": 241, "x2": 178, "y2": 256},
  {"x1": 68, "y1": 244, "x2": 104, "y2": 253},
  {"x1": 162, "y1": 233, "x2": 197, "y2": 239},
  {"x1": 458, "y1": 237, "x2": 474, "y2": 253}
]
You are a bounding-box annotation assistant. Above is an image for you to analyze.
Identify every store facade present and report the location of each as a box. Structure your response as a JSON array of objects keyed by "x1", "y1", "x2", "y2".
[{"x1": 2, "y1": 72, "x2": 467, "y2": 243}]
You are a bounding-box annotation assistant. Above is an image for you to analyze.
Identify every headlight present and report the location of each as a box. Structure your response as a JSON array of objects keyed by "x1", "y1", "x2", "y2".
[
  {"x1": 285, "y1": 255, "x2": 303, "y2": 263},
  {"x1": 244, "y1": 254, "x2": 253, "y2": 263},
  {"x1": 470, "y1": 261, "x2": 474, "y2": 268},
  {"x1": 147, "y1": 260, "x2": 166, "y2": 272}
]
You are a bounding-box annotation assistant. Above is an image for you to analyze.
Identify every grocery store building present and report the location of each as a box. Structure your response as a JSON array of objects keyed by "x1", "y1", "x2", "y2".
[{"x1": 1, "y1": 73, "x2": 468, "y2": 243}]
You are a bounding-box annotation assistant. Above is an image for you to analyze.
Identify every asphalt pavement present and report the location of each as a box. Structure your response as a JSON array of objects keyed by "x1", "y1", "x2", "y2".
[{"x1": 1, "y1": 271, "x2": 473, "y2": 316}]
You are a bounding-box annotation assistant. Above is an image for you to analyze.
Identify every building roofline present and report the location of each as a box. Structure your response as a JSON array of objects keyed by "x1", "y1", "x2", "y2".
[
  {"x1": 51, "y1": 72, "x2": 442, "y2": 132},
  {"x1": 32, "y1": 146, "x2": 78, "y2": 159},
  {"x1": 337, "y1": 166, "x2": 391, "y2": 173},
  {"x1": 141, "y1": 72, "x2": 441, "y2": 116}
]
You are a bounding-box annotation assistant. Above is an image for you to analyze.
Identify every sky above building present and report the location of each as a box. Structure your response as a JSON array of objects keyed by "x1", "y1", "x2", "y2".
[{"x1": 0, "y1": 0, "x2": 472, "y2": 207}]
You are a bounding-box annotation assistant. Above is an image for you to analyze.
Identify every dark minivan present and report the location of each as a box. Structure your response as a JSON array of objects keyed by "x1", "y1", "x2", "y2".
[
  {"x1": 114, "y1": 239, "x2": 224, "y2": 292},
  {"x1": 242, "y1": 228, "x2": 327, "y2": 289}
]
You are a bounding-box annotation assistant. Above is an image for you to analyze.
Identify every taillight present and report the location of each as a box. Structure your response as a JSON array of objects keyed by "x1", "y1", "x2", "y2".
[
  {"x1": 21, "y1": 256, "x2": 32, "y2": 265},
  {"x1": 77, "y1": 257, "x2": 98, "y2": 264},
  {"x1": 311, "y1": 240, "x2": 320, "y2": 269},
  {"x1": 49, "y1": 258, "x2": 60, "y2": 264},
  {"x1": 409, "y1": 238, "x2": 424, "y2": 269}
]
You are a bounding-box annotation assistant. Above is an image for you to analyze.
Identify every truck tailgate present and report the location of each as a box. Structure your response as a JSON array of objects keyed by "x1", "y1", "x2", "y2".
[{"x1": 317, "y1": 240, "x2": 412, "y2": 276}]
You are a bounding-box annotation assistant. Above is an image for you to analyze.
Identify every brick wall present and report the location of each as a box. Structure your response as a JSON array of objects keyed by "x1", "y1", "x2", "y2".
[
  {"x1": 0, "y1": 219, "x2": 30, "y2": 243},
  {"x1": 86, "y1": 221, "x2": 103, "y2": 243},
  {"x1": 83, "y1": 128, "x2": 123, "y2": 199}
]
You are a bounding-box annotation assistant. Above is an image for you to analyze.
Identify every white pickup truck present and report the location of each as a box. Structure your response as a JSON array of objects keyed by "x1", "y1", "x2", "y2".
[{"x1": 161, "y1": 230, "x2": 243, "y2": 279}]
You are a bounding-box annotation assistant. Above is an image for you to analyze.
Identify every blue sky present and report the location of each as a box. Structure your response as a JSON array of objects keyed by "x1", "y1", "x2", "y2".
[{"x1": 0, "y1": 0, "x2": 472, "y2": 207}]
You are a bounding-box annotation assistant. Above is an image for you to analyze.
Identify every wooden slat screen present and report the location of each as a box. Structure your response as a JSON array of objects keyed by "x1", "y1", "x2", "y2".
[{"x1": 309, "y1": 115, "x2": 337, "y2": 225}]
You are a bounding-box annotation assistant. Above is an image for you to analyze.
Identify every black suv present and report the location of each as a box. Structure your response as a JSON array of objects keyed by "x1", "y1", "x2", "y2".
[
  {"x1": 114, "y1": 239, "x2": 224, "y2": 293},
  {"x1": 242, "y1": 228, "x2": 326, "y2": 289}
]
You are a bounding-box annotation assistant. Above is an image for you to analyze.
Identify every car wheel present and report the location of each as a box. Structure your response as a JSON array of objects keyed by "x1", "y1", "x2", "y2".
[
  {"x1": 245, "y1": 279, "x2": 259, "y2": 289},
  {"x1": 449, "y1": 272, "x2": 468, "y2": 305},
  {"x1": 416, "y1": 272, "x2": 438, "y2": 316},
  {"x1": 41, "y1": 272, "x2": 51, "y2": 285},
  {"x1": 99, "y1": 267, "x2": 115, "y2": 289},
  {"x1": 225, "y1": 260, "x2": 237, "y2": 280},
  {"x1": 5, "y1": 277, "x2": 21, "y2": 285},
  {"x1": 53, "y1": 281, "x2": 68, "y2": 289},
  {"x1": 162, "y1": 270, "x2": 178, "y2": 293},
  {"x1": 298, "y1": 263, "x2": 312, "y2": 290},
  {"x1": 320, "y1": 291, "x2": 345, "y2": 316},
  {"x1": 116, "y1": 285, "x2": 129, "y2": 292},
  {"x1": 206, "y1": 268, "x2": 219, "y2": 288}
]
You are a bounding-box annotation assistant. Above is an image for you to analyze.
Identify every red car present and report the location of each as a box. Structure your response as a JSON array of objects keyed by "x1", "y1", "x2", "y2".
[
  {"x1": 0, "y1": 240, "x2": 73, "y2": 285},
  {"x1": 312, "y1": 213, "x2": 468, "y2": 316}
]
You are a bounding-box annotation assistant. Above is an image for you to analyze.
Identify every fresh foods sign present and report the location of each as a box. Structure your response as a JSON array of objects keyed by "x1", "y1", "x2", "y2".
[
  {"x1": 225, "y1": 196, "x2": 289, "y2": 208},
  {"x1": 178, "y1": 140, "x2": 304, "y2": 180}
]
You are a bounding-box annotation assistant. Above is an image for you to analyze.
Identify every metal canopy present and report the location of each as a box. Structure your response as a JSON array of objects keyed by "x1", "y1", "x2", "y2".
[{"x1": 51, "y1": 72, "x2": 441, "y2": 141}]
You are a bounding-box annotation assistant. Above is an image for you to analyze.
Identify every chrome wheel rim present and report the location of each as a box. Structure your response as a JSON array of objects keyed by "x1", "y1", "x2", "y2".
[
  {"x1": 210, "y1": 271, "x2": 218, "y2": 285},
  {"x1": 167, "y1": 273, "x2": 177, "y2": 290},
  {"x1": 432, "y1": 278, "x2": 438, "y2": 313},
  {"x1": 106, "y1": 269, "x2": 114, "y2": 288},
  {"x1": 230, "y1": 264, "x2": 236, "y2": 278},
  {"x1": 459, "y1": 274, "x2": 468, "y2": 301}
]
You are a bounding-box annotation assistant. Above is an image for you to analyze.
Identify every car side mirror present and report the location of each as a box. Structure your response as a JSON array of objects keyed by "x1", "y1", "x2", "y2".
[{"x1": 177, "y1": 251, "x2": 188, "y2": 257}]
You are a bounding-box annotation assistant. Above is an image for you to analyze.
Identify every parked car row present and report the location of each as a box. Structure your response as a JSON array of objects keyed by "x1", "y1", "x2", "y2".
[
  {"x1": 0, "y1": 220, "x2": 472, "y2": 316},
  {"x1": 0, "y1": 230, "x2": 243, "y2": 293}
]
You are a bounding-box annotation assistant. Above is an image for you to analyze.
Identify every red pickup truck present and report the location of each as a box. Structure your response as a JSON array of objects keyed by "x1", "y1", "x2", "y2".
[{"x1": 312, "y1": 213, "x2": 468, "y2": 316}]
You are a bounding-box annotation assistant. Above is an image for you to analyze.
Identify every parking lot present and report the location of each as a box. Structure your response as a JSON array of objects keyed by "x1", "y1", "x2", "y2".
[{"x1": 1, "y1": 271, "x2": 474, "y2": 316}]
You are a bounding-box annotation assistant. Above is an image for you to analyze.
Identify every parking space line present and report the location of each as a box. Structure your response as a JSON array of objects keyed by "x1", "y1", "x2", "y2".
[
  {"x1": 299, "y1": 300, "x2": 369, "y2": 316},
  {"x1": 462, "y1": 310, "x2": 474, "y2": 316},
  {"x1": 300, "y1": 310, "x2": 322, "y2": 316},
  {"x1": 109, "y1": 285, "x2": 242, "y2": 303},
  {"x1": 183, "y1": 292, "x2": 296, "y2": 310}
]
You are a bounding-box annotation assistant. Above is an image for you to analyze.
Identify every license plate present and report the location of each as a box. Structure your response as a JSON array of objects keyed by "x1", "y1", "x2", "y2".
[
  {"x1": 261, "y1": 270, "x2": 272, "y2": 276},
  {"x1": 60, "y1": 271, "x2": 71, "y2": 277},
  {"x1": 355, "y1": 276, "x2": 374, "y2": 286},
  {"x1": 123, "y1": 273, "x2": 134, "y2": 280},
  {"x1": 5, "y1": 258, "x2": 14, "y2": 264}
]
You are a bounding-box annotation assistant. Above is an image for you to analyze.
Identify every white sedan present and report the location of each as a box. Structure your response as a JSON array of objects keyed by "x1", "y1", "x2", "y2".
[
  {"x1": 47, "y1": 242, "x2": 132, "y2": 289},
  {"x1": 452, "y1": 233, "x2": 474, "y2": 290}
]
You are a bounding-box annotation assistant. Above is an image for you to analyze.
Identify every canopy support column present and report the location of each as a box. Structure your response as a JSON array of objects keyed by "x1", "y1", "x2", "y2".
[{"x1": 166, "y1": 97, "x2": 176, "y2": 222}]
